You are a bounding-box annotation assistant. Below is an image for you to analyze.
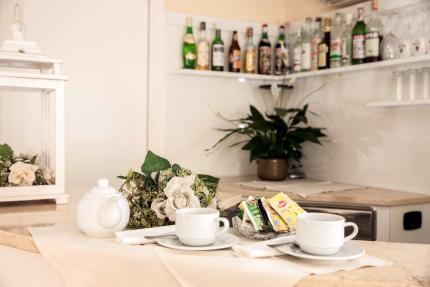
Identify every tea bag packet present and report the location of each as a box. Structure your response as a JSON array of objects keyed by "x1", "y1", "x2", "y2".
[
  {"x1": 242, "y1": 199, "x2": 264, "y2": 231},
  {"x1": 268, "y1": 192, "x2": 306, "y2": 231},
  {"x1": 258, "y1": 197, "x2": 289, "y2": 233}
]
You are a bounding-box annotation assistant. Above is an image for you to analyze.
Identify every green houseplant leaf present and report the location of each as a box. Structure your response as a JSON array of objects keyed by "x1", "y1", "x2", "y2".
[
  {"x1": 208, "y1": 104, "x2": 327, "y2": 164},
  {"x1": 0, "y1": 143, "x2": 13, "y2": 160},
  {"x1": 141, "y1": 151, "x2": 171, "y2": 175}
]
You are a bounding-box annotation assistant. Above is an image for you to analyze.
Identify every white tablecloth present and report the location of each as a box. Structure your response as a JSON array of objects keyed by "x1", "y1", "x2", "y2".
[{"x1": 29, "y1": 223, "x2": 390, "y2": 287}]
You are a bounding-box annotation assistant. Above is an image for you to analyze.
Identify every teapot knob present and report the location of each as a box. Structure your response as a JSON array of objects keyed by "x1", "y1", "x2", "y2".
[
  {"x1": 96, "y1": 196, "x2": 122, "y2": 229},
  {"x1": 98, "y1": 178, "x2": 110, "y2": 188}
]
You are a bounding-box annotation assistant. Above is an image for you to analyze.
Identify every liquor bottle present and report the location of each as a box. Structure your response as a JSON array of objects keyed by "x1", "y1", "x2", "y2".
[
  {"x1": 318, "y1": 18, "x2": 331, "y2": 70},
  {"x1": 196, "y1": 22, "x2": 209, "y2": 70},
  {"x1": 284, "y1": 22, "x2": 292, "y2": 73},
  {"x1": 301, "y1": 18, "x2": 312, "y2": 72},
  {"x1": 341, "y1": 13, "x2": 353, "y2": 66},
  {"x1": 258, "y1": 24, "x2": 272, "y2": 75},
  {"x1": 352, "y1": 7, "x2": 366, "y2": 65},
  {"x1": 311, "y1": 17, "x2": 322, "y2": 71},
  {"x1": 293, "y1": 27, "x2": 302, "y2": 73},
  {"x1": 244, "y1": 27, "x2": 256, "y2": 73},
  {"x1": 228, "y1": 31, "x2": 241, "y2": 72},
  {"x1": 365, "y1": 0, "x2": 383, "y2": 62},
  {"x1": 182, "y1": 17, "x2": 197, "y2": 69},
  {"x1": 274, "y1": 25, "x2": 287, "y2": 75},
  {"x1": 211, "y1": 29, "x2": 225, "y2": 71},
  {"x1": 330, "y1": 13, "x2": 343, "y2": 68}
]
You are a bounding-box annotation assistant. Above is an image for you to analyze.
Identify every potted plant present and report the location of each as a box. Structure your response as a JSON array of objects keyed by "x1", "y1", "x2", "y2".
[{"x1": 208, "y1": 104, "x2": 326, "y2": 181}]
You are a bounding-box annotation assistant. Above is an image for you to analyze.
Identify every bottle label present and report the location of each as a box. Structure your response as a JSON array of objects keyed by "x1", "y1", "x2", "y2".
[
  {"x1": 259, "y1": 46, "x2": 271, "y2": 74},
  {"x1": 352, "y1": 35, "x2": 365, "y2": 59},
  {"x1": 365, "y1": 32, "x2": 380, "y2": 57},
  {"x1": 197, "y1": 43, "x2": 209, "y2": 67},
  {"x1": 212, "y1": 44, "x2": 225, "y2": 67},
  {"x1": 330, "y1": 38, "x2": 342, "y2": 61},
  {"x1": 184, "y1": 34, "x2": 195, "y2": 44},
  {"x1": 245, "y1": 48, "x2": 256, "y2": 72},
  {"x1": 275, "y1": 44, "x2": 288, "y2": 75},
  {"x1": 318, "y1": 43, "x2": 328, "y2": 68},
  {"x1": 185, "y1": 51, "x2": 196, "y2": 61},
  {"x1": 301, "y1": 43, "x2": 311, "y2": 70},
  {"x1": 230, "y1": 49, "x2": 241, "y2": 70},
  {"x1": 293, "y1": 46, "x2": 302, "y2": 72},
  {"x1": 311, "y1": 39, "x2": 321, "y2": 70}
]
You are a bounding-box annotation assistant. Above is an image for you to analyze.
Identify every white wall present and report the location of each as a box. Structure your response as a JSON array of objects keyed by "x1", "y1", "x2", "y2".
[
  {"x1": 164, "y1": 1, "x2": 430, "y2": 195},
  {"x1": 0, "y1": 0, "x2": 149, "y2": 190}
]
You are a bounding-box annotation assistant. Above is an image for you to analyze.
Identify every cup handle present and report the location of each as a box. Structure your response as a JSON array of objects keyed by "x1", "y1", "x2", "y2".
[
  {"x1": 344, "y1": 222, "x2": 359, "y2": 242},
  {"x1": 217, "y1": 217, "x2": 229, "y2": 235}
]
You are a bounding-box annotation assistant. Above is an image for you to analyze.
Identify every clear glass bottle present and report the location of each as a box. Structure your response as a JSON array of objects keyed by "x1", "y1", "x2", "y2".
[
  {"x1": 365, "y1": 0, "x2": 383, "y2": 62},
  {"x1": 311, "y1": 17, "x2": 322, "y2": 71},
  {"x1": 274, "y1": 25, "x2": 288, "y2": 75},
  {"x1": 258, "y1": 24, "x2": 272, "y2": 75},
  {"x1": 196, "y1": 22, "x2": 210, "y2": 70},
  {"x1": 244, "y1": 27, "x2": 256, "y2": 74},
  {"x1": 301, "y1": 17, "x2": 312, "y2": 72},
  {"x1": 211, "y1": 29, "x2": 225, "y2": 71},
  {"x1": 341, "y1": 13, "x2": 353, "y2": 66},
  {"x1": 284, "y1": 22, "x2": 292, "y2": 74},
  {"x1": 293, "y1": 27, "x2": 302, "y2": 73},
  {"x1": 352, "y1": 7, "x2": 366, "y2": 65},
  {"x1": 330, "y1": 13, "x2": 343, "y2": 68},
  {"x1": 182, "y1": 17, "x2": 197, "y2": 69}
]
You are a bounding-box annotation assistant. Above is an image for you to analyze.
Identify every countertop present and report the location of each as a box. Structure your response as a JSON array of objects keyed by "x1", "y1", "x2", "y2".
[
  {"x1": 219, "y1": 176, "x2": 430, "y2": 207},
  {"x1": 0, "y1": 192, "x2": 429, "y2": 286}
]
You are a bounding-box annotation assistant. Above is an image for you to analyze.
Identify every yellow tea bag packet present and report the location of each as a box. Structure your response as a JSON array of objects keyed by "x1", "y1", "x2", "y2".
[
  {"x1": 259, "y1": 197, "x2": 289, "y2": 232},
  {"x1": 268, "y1": 192, "x2": 305, "y2": 230}
]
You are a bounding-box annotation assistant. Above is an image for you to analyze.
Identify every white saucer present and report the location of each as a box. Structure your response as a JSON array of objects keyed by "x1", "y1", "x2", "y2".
[
  {"x1": 277, "y1": 241, "x2": 365, "y2": 261},
  {"x1": 156, "y1": 233, "x2": 239, "y2": 251}
]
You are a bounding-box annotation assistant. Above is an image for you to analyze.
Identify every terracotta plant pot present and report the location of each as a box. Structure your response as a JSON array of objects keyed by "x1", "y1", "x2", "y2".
[{"x1": 257, "y1": 158, "x2": 288, "y2": 181}]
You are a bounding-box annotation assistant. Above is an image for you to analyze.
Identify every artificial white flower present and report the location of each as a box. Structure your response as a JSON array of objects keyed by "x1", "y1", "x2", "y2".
[
  {"x1": 164, "y1": 175, "x2": 201, "y2": 221},
  {"x1": 8, "y1": 162, "x2": 39, "y2": 186},
  {"x1": 151, "y1": 198, "x2": 167, "y2": 220},
  {"x1": 42, "y1": 168, "x2": 55, "y2": 184}
]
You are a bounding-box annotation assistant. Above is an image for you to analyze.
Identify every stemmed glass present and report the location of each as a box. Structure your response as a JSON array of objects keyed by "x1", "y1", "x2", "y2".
[
  {"x1": 381, "y1": 13, "x2": 400, "y2": 60},
  {"x1": 410, "y1": 11, "x2": 427, "y2": 56},
  {"x1": 396, "y1": 12, "x2": 412, "y2": 58}
]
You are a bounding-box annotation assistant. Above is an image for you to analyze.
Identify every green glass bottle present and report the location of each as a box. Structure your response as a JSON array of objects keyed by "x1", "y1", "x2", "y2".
[
  {"x1": 352, "y1": 7, "x2": 366, "y2": 65},
  {"x1": 212, "y1": 29, "x2": 225, "y2": 71},
  {"x1": 182, "y1": 17, "x2": 197, "y2": 69}
]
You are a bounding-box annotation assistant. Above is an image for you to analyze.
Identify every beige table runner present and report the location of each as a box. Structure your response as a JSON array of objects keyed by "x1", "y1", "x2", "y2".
[{"x1": 29, "y1": 223, "x2": 390, "y2": 287}]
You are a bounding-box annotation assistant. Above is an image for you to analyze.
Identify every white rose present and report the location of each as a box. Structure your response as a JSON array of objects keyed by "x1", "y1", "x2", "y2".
[
  {"x1": 164, "y1": 175, "x2": 201, "y2": 221},
  {"x1": 151, "y1": 198, "x2": 167, "y2": 220},
  {"x1": 43, "y1": 168, "x2": 55, "y2": 184},
  {"x1": 8, "y1": 162, "x2": 39, "y2": 186}
]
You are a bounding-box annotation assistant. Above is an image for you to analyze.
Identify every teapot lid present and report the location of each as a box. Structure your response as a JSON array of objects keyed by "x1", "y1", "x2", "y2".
[{"x1": 88, "y1": 178, "x2": 118, "y2": 195}]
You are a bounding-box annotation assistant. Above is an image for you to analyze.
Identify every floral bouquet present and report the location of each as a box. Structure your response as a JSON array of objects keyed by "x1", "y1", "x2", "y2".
[
  {"x1": 0, "y1": 143, "x2": 55, "y2": 187},
  {"x1": 119, "y1": 151, "x2": 219, "y2": 229}
]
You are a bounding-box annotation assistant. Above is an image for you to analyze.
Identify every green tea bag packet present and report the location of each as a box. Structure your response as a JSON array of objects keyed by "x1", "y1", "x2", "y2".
[{"x1": 243, "y1": 199, "x2": 264, "y2": 231}]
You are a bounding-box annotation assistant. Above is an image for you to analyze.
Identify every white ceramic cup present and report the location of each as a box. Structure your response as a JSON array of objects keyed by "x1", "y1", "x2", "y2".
[
  {"x1": 175, "y1": 208, "x2": 229, "y2": 246},
  {"x1": 296, "y1": 213, "x2": 359, "y2": 256}
]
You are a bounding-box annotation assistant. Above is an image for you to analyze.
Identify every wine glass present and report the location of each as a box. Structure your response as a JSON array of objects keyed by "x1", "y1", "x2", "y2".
[
  {"x1": 410, "y1": 11, "x2": 427, "y2": 56},
  {"x1": 397, "y1": 12, "x2": 412, "y2": 58},
  {"x1": 381, "y1": 13, "x2": 400, "y2": 60}
]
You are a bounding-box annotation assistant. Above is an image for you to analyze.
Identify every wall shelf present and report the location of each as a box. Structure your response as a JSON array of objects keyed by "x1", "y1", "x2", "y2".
[
  {"x1": 367, "y1": 99, "x2": 430, "y2": 108},
  {"x1": 172, "y1": 54, "x2": 430, "y2": 82}
]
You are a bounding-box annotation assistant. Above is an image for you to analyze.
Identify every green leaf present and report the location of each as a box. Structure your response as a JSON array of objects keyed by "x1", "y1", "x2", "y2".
[
  {"x1": 172, "y1": 163, "x2": 181, "y2": 175},
  {"x1": 141, "y1": 151, "x2": 171, "y2": 175},
  {"x1": 0, "y1": 144, "x2": 13, "y2": 160}
]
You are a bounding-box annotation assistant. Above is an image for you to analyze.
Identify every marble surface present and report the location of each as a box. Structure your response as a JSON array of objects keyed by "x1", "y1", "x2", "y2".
[
  {"x1": 219, "y1": 176, "x2": 430, "y2": 206},
  {"x1": 0, "y1": 189, "x2": 429, "y2": 286}
]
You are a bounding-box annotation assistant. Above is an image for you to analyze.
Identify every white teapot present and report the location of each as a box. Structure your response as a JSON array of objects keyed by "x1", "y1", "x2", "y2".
[{"x1": 77, "y1": 178, "x2": 130, "y2": 237}]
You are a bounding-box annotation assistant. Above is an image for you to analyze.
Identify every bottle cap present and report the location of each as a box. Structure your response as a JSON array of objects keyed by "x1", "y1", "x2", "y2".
[
  {"x1": 185, "y1": 17, "x2": 192, "y2": 27},
  {"x1": 247, "y1": 27, "x2": 253, "y2": 37}
]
